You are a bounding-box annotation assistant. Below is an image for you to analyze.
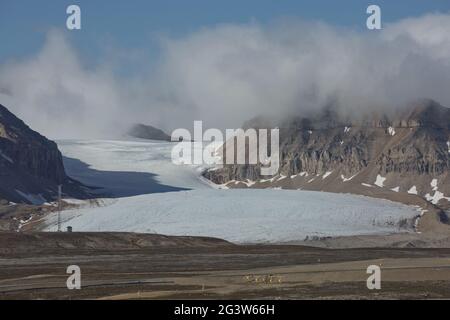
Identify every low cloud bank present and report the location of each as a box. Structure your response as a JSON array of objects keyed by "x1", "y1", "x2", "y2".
[{"x1": 1, "y1": 13, "x2": 450, "y2": 138}]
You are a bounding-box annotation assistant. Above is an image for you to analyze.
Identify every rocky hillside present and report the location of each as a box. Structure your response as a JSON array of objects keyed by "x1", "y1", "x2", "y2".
[
  {"x1": 0, "y1": 104, "x2": 87, "y2": 204},
  {"x1": 205, "y1": 99, "x2": 450, "y2": 211},
  {"x1": 127, "y1": 123, "x2": 171, "y2": 141}
]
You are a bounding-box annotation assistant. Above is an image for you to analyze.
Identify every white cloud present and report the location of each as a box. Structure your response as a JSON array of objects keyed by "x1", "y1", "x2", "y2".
[
  {"x1": 384, "y1": 13, "x2": 450, "y2": 60},
  {"x1": 0, "y1": 30, "x2": 127, "y2": 138},
  {"x1": 1, "y1": 13, "x2": 450, "y2": 138}
]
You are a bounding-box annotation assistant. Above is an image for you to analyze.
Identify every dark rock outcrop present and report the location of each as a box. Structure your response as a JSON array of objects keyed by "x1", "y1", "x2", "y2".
[
  {"x1": 0, "y1": 104, "x2": 87, "y2": 204},
  {"x1": 127, "y1": 123, "x2": 171, "y2": 141}
]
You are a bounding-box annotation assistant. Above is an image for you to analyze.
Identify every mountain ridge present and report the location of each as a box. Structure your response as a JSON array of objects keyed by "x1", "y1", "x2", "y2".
[{"x1": 205, "y1": 99, "x2": 450, "y2": 213}]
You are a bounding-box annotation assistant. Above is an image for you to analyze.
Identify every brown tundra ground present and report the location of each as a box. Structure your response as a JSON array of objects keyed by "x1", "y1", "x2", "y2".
[{"x1": 0, "y1": 232, "x2": 449, "y2": 300}]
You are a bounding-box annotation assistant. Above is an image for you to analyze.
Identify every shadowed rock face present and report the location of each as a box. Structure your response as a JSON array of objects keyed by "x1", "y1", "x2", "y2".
[
  {"x1": 0, "y1": 104, "x2": 83, "y2": 204},
  {"x1": 0, "y1": 104, "x2": 66, "y2": 182},
  {"x1": 205, "y1": 99, "x2": 450, "y2": 209}
]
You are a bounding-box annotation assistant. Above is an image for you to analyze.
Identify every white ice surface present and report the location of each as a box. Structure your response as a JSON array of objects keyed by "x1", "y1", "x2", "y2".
[
  {"x1": 431, "y1": 179, "x2": 438, "y2": 191},
  {"x1": 46, "y1": 188, "x2": 418, "y2": 243},
  {"x1": 44, "y1": 140, "x2": 419, "y2": 243}
]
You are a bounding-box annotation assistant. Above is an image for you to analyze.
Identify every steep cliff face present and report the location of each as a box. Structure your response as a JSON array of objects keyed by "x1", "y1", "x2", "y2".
[
  {"x1": 205, "y1": 100, "x2": 450, "y2": 209},
  {"x1": 0, "y1": 104, "x2": 84, "y2": 204}
]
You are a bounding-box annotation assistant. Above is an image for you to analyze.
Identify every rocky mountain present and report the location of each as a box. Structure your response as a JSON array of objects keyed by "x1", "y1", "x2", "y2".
[
  {"x1": 205, "y1": 99, "x2": 450, "y2": 211},
  {"x1": 127, "y1": 123, "x2": 171, "y2": 141},
  {"x1": 0, "y1": 104, "x2": 87, "y2": 204}
]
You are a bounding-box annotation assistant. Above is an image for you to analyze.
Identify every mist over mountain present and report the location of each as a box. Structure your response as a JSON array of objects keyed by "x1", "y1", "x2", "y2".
[{"x1": 1, "y1": 13, "x2": 450, "y2": 138}]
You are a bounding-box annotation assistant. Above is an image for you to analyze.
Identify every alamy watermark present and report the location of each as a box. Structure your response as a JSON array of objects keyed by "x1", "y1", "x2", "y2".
[
  {"x1": 366, "y1": 265, "x2": 381, "y2": 290},
  {"x1": 66, "y1": 4, "x2": 380, "y2": 31},
  {"x1": 367, "y1": 4, "x2": 382, "y2": 30},
  {"x1": 170, "y1": 121, "x2": 280, "y2": 176},
  {"x1": 66, "y1": 5, "x2": 81, "y2": 30},
  {"x1": 66, "y1": 265, "x2": 81, "y2": 290}
]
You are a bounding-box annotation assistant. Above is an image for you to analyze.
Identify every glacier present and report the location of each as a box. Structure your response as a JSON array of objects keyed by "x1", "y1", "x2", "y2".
[{"x1": 43, "y1": 139, "x2": 419, "y2": 243}]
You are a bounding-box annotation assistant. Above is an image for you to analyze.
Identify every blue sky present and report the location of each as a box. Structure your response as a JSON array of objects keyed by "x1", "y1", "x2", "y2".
[{"x1": 1, "y1": 0, "x2": 449, "y2": 64}]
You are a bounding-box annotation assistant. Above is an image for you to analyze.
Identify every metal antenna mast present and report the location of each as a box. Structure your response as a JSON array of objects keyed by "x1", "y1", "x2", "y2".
[{"x1": 57, "y1": 185, "x2": 62, "y2": 232}]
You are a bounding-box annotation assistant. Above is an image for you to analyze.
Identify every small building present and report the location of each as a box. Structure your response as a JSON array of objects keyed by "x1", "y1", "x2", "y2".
[{"x1": 66, "y1": 226, "x2": 73, "y2": 233}]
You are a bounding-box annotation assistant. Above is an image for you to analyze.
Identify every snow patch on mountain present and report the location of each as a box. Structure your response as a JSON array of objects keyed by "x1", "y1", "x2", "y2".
[
  {"x1": 322, "y1": 171, "x2": 333, "y2": 179},
  {"x1": 408, "y1": 186, "x2": 418, "y2": 195},
  {"x1": 425, "y1": 190, "x2": 450, "y2": 205},
  {"x1": 388, "y1": 127, "x2": 396, "y2": 136},
  {"x1": 341, "y1": 174, "x2": 357, "y2": 182},
  {"x1": 374, "y1": 175, "x2": 386, "y2": 187}
]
